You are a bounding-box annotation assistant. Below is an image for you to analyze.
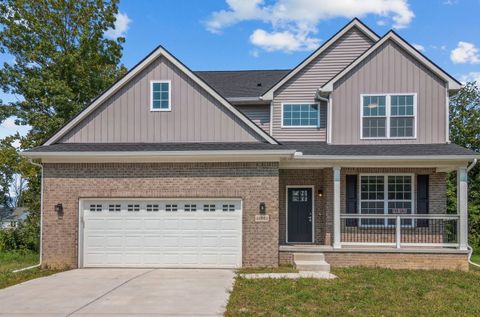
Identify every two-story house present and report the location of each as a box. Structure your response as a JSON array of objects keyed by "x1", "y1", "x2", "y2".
[{"x1": 23, "y1": 19, "x2": 478, "y2": 271}]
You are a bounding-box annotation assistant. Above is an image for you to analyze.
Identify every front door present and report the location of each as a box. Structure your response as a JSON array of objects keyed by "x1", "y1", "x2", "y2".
[{"x1": 287, "y1": 187, "x2": 313, "y2": 243}]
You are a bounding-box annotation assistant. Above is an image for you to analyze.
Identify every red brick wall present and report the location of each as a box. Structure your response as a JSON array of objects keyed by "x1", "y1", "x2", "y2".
[{"x1": 42, "y1": 162, "x2": 279, "y2": 268}]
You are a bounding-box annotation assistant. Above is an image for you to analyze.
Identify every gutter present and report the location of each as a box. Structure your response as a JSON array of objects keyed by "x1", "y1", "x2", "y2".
[
  {"x1": 13, "y1": 159, "x2": 43, "y2": 273},
  {"x1": 294, "y1": 154, "x2": 480, "y2": 161}
]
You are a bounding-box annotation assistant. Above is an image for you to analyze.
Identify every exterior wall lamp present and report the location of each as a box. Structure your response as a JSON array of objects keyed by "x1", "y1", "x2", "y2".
[
  {"x1": 317, "y1": 189, "x2": 323, "y2": 197},
  {"x1": 55, "y1": 203, "x2": 64, "y2": 219}
]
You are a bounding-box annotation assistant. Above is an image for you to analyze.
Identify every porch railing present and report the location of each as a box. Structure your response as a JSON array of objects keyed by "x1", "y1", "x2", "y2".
[{"x1": 339, "y1": 214, "x2": 459, "y2": 248}]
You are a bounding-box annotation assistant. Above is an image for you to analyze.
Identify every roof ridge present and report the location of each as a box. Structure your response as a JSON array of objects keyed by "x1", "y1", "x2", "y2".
[{"x1": 195, "y1": 69, "x2": 291, "y2": 73}]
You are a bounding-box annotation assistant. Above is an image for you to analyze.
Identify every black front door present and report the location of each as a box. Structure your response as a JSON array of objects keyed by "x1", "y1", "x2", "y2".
[{"x1": 287, "y1": 187, "x2": 313, "y2": 242}]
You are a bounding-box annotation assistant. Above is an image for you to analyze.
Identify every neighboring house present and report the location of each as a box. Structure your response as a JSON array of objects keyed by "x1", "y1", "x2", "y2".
[
  {"x1": 23, "y1": 19, "x2": 478, "y2": 271},
  {"x1": 1, "y1": 207, "x2": 29, "y2": 229}
]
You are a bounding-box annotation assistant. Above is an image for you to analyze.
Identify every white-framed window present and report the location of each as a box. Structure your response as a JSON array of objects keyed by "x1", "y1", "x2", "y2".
[
  {"x1": 281, "y1": 103, "x2": 320, "y2": 128},
  {"x1": 127, "y1": 204, "x2": 140, "y2": 212},
  {"x1": 359, "y1": 174, "x2": 414, "y2": 227},
  {"x1": 222, "y1": 204, "x2": 235, "y2": 212},
  {"x1": 150, "y1": 80, "x2": 171, "y2": 111},
  {"x1": 361, "y1": 94, "x2": 416, "y2": 139},
  {"x1": 184, "y1": 204, "x2": 197, "y2": 212}
]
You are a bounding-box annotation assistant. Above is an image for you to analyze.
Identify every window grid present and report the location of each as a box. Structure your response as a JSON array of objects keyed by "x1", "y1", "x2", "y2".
[
  {"x1": 282, "y1": 103, "x2": 319, "y2": 127},
  {"x1": 151, "y1": 81, "x2": 170, "y2": 110},
  {"x1": 108, "y1": 204, "x2": 121, "y2": 212},
  {"x1": 166, "y1": 204, "x2": 178, "y2": 212},
  {"x1": 184, "y1": 204, "x2": 197, "y2": 212},
  {"x1": 203, "y1": 204, "x2": 216, "y2": 212},
  {"x1": 146, "y1": 204, "x2": 159, "y2": 212},
  {"x1": 361, "y1": 94, "x2": 415, "y2": 139},
  {"x1": 89, "y1": 204, "x2": 102, "y2": 212},
  {"x1": 222, "y1": 204, "x2": 235, "y2": 212},
  {"x1": 359, "y1": 175, "x2": 414, "y2": 227},
  {"x1": 127, "y1": 204, "x2": 140, "y2": 212}
]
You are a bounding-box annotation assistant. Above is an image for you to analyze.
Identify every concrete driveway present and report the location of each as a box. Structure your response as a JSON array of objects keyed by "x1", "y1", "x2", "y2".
[{"x1": 0, "y1": 268, "x2": 235, "y2": 316}]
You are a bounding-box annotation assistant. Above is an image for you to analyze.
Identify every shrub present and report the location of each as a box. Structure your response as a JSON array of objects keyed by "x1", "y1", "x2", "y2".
[{"x1": 0, "y1": 212, "x2": 39, "y2": 252}]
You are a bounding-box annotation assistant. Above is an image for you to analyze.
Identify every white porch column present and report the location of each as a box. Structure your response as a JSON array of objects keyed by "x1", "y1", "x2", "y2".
[
  {"x1": 333, "y1": 166, "x2": 341, "y2": 248},
  {"x1": 457, "y1": 167, "x2": 468, "y2": 250}
]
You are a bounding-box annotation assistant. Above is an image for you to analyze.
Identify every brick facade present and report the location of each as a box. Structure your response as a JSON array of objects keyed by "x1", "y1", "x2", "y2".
[
  {"x1": 279, "y1": 251, "x2": 469, "y2": 271},
  {"x1": 42, "y1": 162, "x2": 280, "y2": 268}
]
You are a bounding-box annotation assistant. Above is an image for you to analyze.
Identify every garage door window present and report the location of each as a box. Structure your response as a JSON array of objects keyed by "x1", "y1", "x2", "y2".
[
  {"x1": 166, "y1": 204, "x2": 178, "y2": 212},
  {"x1": 108, "y1": 204, "x2": 121, "y2": 212},
  {"x1": 127, "y1": 204, "x2": 140, "y2": 212},
  {"x1": 90, "y1": 204, "x2": 102, "y2": 212},
  {"x1": 146, "y1": 204, "x2": 159, "y2": 212},
  {"x1": 203, "y1": 204, "x2": 216, "y2": 212},
  {"x1": 184, "y1": 204, "x2": 197, "y2": 212},
  {"x1": 223, "y1": 204, "x2": 235, "y2": 212}
]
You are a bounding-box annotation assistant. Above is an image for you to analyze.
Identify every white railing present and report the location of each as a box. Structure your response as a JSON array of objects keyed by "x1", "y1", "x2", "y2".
[{"x1": 339, "y1": 214, "x2": 460, "y2": 248}]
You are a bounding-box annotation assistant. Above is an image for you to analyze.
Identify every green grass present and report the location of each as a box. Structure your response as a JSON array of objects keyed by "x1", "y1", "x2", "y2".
[
  {"x1": 0, "y1": 251, "x2": 62, "y2": 289},
  {"x1": 237, "y1": 265, "x2": 298, "y2": 274},
  {"x1": 226, "y1": 267, "x2": 480, "y2": 316}
]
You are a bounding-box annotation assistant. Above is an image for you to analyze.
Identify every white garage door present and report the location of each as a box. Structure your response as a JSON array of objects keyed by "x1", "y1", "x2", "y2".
[{"x1": 80, "y1": 199, "x2": 242, "y2": 268}]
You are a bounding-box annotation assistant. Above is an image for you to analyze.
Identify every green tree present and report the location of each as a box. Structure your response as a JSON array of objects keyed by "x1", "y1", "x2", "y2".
[
  {"x1": 448, "y1": 82, "x2": 480, "y2": 249},
  {"x1": 0, "y1": 0, "x2": 127, "y2": 251}
]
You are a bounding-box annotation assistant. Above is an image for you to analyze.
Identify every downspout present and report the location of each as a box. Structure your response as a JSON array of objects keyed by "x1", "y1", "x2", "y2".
[
  {"x1": 466, "y1": 159, "x2": 480, "y2": 268},
  {"x1": 13, "y1": 159, "x2": 43, "y2": 273},
  {"x1": 316, "y1": 89, "x2": 330, "y2": 143}
]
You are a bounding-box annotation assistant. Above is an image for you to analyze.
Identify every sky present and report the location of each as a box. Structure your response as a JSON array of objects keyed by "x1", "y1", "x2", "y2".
[{"x1": 1, "y1": 0, "x2": 480, "y2": 141}]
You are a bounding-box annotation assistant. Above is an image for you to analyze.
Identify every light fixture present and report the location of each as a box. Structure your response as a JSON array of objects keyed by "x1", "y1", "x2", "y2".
[
  {"x1": 55, "y1": 203, "x2": 64, "y2": 219},
  {"x1": 259, "y1": 202, "x2": 266, "y2": 214},
  {"x1": 317, "y1": 189, "x2": 323, "y2": 197}
]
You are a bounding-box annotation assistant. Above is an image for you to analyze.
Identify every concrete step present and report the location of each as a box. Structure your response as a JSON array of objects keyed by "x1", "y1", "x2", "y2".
[
  {"x1": 294, "y1": 260, "x2": 331, "y2": 272},
  {"x1": 293, "y1": 252, "x2": 325, "y2": 262}
]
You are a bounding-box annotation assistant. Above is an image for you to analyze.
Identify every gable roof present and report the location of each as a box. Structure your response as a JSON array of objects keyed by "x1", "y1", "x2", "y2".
[
  {"x1": 260, "y1": 18, "x2": 380, "y2": 100},
  {"x1": 195, "y1": 70, "x2": 289, "y2": 99},
  {"x1": 44, "y1": 46, "x2": 279, "y2": 146},
  {"x1": 321, "y1": 31, "x2": 463, "y2": 92}
]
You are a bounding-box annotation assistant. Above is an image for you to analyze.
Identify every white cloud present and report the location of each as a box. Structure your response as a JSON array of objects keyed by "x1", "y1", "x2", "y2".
[
  {"x1": 1, "y1": 117, "x2": 18, "y2": 129},
  {"x1": 443, "y1": 0, "x2": 459, "y2": 5},
  {"x1": 206, "y1": 0, "x2": 414, "y2": 53},
  {"x1": 250, "y1": 29, "x2": 320, "y2": 52},
  {"x1": 460, "y1": 72, "x2": 480, "y2": 84},
  {"x1": 104, "y1": 12, "x2": 131, "y2": 39},
  {"x1": 450, "y1": 41, "x2": 480, "y2": 64},
  {"x1": 412, "y1": 43, "x2": 425, "y2": 52}
]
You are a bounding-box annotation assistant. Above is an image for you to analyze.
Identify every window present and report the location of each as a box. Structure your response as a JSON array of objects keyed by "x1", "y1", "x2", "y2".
[
  {"x1": 108, "y1": 204, "x2": 121, "y2": 212},
  {"x1": 222, "y1": 204, "x2": 235, "y2": 212},
  {"x1": 146, "y1": 204, "x2": 159, "y2": 212},
  {"x1": 184, "y1": 204, "x2": 197, "y2": 212},
  {"x1": 151, "y1": 80, "x2": 171, "y2": 111},
  {"x1": 166, "y1": 204, "x2": 178, "y2": 212},
  {"x1": 282, "y1": 103, "x2": 320, "y2": 127},
  {"x1": 90, "y1": 204, "x2": 102, "y2": 212},
  {"x1": 203, "y1": 204, "x2": 216, "y2": 212},
  {"x1": 127, "y1": 204, "x2": 140, "y2": 212},
  {"x1": 359, "y1": 175, "x2": 414, "y2": 227},
  {"x1": 361, "y1": 94, "x2": 416, "y2": 139}
]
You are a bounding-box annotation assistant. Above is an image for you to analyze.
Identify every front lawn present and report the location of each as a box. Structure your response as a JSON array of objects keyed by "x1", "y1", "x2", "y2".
[
  {"x1": 226, "y1": 267, "x2": 480, "y2": 316},
  {"x1": 0, "y1": 251, "x2": 62, "y2": 289}
]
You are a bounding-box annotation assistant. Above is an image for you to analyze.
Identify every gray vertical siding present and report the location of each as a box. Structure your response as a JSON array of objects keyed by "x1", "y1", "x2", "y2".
[
  {"x1": 59, "y1": 57, "x2": 262, "y2": 143},
  {"x1": 331, "y1": 40, "x2": 447, "y2": 144},
  {"x1": 235, "y1": 104, "x2": 270, "y2": 134},
  {"x1": 272, "y1": 27, "x2": 375, "y2": 141}
]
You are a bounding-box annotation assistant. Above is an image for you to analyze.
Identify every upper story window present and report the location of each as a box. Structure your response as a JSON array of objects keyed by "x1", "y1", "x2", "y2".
[
  {"x1": 282, "y1": 103, "x2": 320, "y2": 128},
  {"x1": 150, "y1": 80, "x2": 171, "y2": 111},
  {"x1": 361, "y1": 94, "x2": 416, "y2": 139}
]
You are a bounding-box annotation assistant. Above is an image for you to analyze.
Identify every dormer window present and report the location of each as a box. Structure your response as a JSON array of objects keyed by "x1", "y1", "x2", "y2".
[
  {"x1": 361, "y1": 94, "x2": 416, "y2": 139},
  {"x1": 282, "y1": 103, "x2": 320, "y2": 127},
  {"x1": 150, "y1": 80, "x2": 171, "y2": 111}
]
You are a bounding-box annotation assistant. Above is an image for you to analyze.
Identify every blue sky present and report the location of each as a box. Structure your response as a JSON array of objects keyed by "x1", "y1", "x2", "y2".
[{"x1": 1, "y1": 0, "x2": 480, "y2": 140}]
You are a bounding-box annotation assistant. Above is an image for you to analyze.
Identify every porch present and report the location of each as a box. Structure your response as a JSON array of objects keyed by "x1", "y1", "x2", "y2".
[{"x1": 278, "y1": 165, "x2": 470, "y2": 253}]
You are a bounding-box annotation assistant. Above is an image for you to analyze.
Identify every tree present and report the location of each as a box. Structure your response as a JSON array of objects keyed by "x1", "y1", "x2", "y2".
[
  {"x1": 0, "y1": 0, "x2": 127, "y2": 251},
  {"x1": 448, "y1": 82, "x2": 480, "y2": 248}
]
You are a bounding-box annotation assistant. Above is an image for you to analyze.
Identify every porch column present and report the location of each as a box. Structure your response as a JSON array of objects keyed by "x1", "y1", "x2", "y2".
[
  {"x1": 457, "y1": 167, "x2": 468, "y2": 250},
  {"x1": 333, "y1": 166, "x2": 341, "y2": 248}
]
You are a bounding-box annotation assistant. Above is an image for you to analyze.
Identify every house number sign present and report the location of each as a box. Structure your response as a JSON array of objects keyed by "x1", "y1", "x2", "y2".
[{"x1": 255, "y1": 215, "x2": 270, "y2": 222}]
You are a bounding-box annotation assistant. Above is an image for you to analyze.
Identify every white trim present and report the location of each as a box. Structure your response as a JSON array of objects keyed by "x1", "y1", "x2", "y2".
[
  {"x1": 358, "y1": 173, "x2": 415, "y2": 228},
  {"x1": 150, "y1": 80, "x2": 171, "y2": 111},
  {"x1": 262, "y1": 19, "x2": 379, "y2": 100},
  {"x1": 280, "y1": 102, "x2": 321, "y2": 128},
  {"x1": 44, "y1": 46, "x2": 278, "y2": 145},
  {"x1": 446, "y1": 85, "x2": 450, "y2": 143},
  {"x1": 333, "y1": 166, "x2": 341, "y2": 248},
  {"x1": 286, "y1": 185, "x2": 315, "y2": 244},
  {"x1": 360, "y1": 93, "x2": 417, "y2": 140},
  {"x1": 321, "y1": 32, "x2": 462, "y2": 92},
  {"x1": 327, "y1": 94, "x2": 333, "y2": 144},
  {"x1": 269, "y1": 101, "x2": 273, "y2": 136}
]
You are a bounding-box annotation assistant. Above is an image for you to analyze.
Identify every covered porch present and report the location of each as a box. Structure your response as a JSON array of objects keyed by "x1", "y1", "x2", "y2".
[{"x1": 278, "y1": 154, "x2": 475, "y2": 256}]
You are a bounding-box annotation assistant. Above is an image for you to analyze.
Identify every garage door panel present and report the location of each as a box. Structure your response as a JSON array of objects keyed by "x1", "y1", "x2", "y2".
[{"x1": 82, "y1": 199, "x2": 242, "y2": 268}]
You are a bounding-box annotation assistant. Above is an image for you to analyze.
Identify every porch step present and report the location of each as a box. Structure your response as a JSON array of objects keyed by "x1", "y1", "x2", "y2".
[{"x1": 293, "y1": 253, "x2": 330, "y2": 272}]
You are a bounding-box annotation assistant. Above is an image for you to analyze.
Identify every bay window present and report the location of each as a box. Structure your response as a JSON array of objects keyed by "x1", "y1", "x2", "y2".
[{"x1": 361, "y1": 94, "x2": 416, "y2": 139}]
